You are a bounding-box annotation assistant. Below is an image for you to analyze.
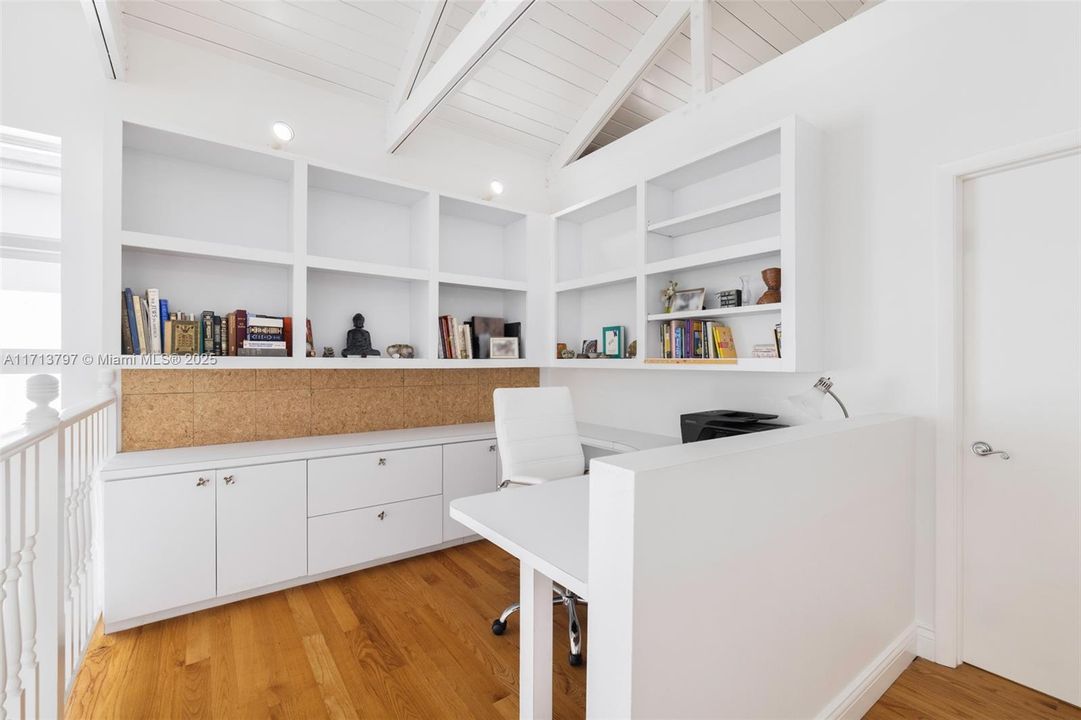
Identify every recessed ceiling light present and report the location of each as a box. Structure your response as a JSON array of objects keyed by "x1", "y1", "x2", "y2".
[
  {"x1": 272, "y1": 121, "x2": 294, "y2": 143},
  {"x1": 489, "y1": 180, "x2": 504, "y2": 196}
]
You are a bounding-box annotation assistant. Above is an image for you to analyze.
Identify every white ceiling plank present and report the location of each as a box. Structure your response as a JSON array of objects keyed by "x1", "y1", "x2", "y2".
[
  {"x1": 611, "y1": 106, "x2": 650, "y2": 131},
  {"x1": 620, "y1": 92, "x2": 667, "y2": 122},
  {"x1": 632, "y1": 76, "x2": 686, "y2": 111},
  {"x1": 165, "y1": 1, "x2": 399, "y2": 83},
  {"x1": 444, "y1": 92, "x2": 567, "y2": 143},
  {"x1": 472, "y1": 63, "x2": 587, "y2": 117},
  {"x1": 434, "y1": 104, "x2": 556, "y2": 156},
  {"x1": 791, "y1": 0, "x2": 844, "y2": 30},
  {"x1": 390, "y1": 0, "x2": 447, "y2": 110},
  {"x1": 550, "y1": 0, "x2": 690, "y2": 169},
  {"x1": 710, "y1": 27, "x2": 761, "y2": 73},
  {"x1": 122, "y1": 2, "x2": 391, "y2": 98},
  {"x1": 528, "y1": 2, "x2": 634, "y2": 65},
  {"x1": 81, "y1": 0, "x2": 126, "y2": 80},
  {"x1": 386, "y1": 0, "x2": 534, "y2": 152},
  {"x1": 642, "y1": 65, "x2": 690, "y2": 102},
  {"x1": 340, "y1": 0, "x2": 418, "y2": 32},
  {"x1": 457, "y1": 76, "x2": 576, "y2": 133},
  {"x1": 515, "y1": 18, "x2": 617, "y2": 80},
  {"x1": 720, "y1": 1, "x2": 801, "y2": 52},
  {"x1": 827, "y1": 0, "x2": 862, "y2": 20},
  {"x1": 500, "y1": 34, "x2": 607, "y2": 93},
  {"x1": 550, "y1": 0, "x2": 642, "y2": 50},
  {"x1": 595, "y1": 0, "x2": 658, "y2": 33},
  {"x1": 757, "y1": 0, "x2": 825, "y2": 42},
  {"x1": 481, "y1": 50, "x2": 597, "y2": 107},
  {"x1": 712, "y1": 1, "x2": 780, "y2": 62},
  {"x1": 689, "y1": 0, "x2": 712, "y2": 97}
]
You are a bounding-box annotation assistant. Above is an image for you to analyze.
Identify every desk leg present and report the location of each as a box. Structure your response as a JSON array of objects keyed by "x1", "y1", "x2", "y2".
[{"x1": 519, "y1": 562, "x2": 553, "y2": 720}]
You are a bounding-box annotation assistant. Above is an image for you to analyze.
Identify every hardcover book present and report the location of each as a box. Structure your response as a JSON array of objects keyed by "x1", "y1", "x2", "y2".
[
  {"x1": 146, "y1": 288, "x2": 161, "y2": 355},
  {"x1": 213, "y1": 315, "x2": 223, "y2": 355},
  {"x1": 123, "y1": 288, "x2": 140, "y2": 355},
  {"x1": 172, "y1": 320, "x2": 197, "y2": 355},
  {"x1": 120, "y1": 292, "x2": 134, "y2": 355}
]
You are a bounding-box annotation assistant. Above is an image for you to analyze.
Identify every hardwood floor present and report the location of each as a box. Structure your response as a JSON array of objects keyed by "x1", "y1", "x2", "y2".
[{"x1": 68, "y1": 540, "x2": 1081, "y2": 719}]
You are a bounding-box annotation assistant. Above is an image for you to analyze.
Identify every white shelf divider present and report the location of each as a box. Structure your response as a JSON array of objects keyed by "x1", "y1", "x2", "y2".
[
  {"x1": 306, "y1": 255, "x2": 430, "y2": 282},
  {"x1": 646, "y1": 188, "x2": 781, "y2": 237},
  {"x1": 644, "y1": 236, "x2": 781, "y2": 276},
  {"x1": 646, "y1": 303, "x2": 781, "y2": 322},
  {"x1": 554, "y1": 268, "x2": 638, "y2": 293},
  {"x1": 120, "y1": 230, "x2": 294, "y2": 266},
  {"x1": 437, "y1": 272, "x2": 528, "y2": 292}
]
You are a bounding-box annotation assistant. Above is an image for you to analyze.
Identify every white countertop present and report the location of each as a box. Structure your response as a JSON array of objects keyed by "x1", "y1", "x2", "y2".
[
  {"x1": 450, "y1": 476, "x2": 589, "y2": 598},
  {"x1": 101, "y1": 421, "x2": 677, "y2": 481}
]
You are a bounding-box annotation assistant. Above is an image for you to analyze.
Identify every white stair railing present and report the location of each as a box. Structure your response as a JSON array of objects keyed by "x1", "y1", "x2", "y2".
[{"x1": 0, "y1": 371, "x2": 117, "y2": 720}]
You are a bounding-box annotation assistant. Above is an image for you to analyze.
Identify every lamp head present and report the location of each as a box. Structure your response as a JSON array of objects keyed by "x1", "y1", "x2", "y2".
[{"x1": 788, "y1": 377, "x2": 836, "y2": 419}]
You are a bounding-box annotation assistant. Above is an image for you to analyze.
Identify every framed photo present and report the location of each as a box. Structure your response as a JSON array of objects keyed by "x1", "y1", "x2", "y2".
[
  {"x1": 670, "y1": 287, "x2": 706, "y2": 313},
  {"x1": 490, "y1": 337, "x2": 519, "y2": 359},
  {"x1": 602, "y1": 325, "x2": 625, "y2": 358},
  {"x1": 581, "y1": 339, "x2": 598, "y2": 356}
]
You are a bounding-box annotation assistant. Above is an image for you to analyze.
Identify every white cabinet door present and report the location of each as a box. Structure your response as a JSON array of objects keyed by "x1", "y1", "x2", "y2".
[
  {"x1": 442, "y1": 440, "x2": 500, "y2": 541},
  {"x1": 216, "y1": 461, "x2": 307, "y2": 597},
  {"x1": 104, "y1": 470, "x2": 216, "y2": 623},
  {"x1": 308, "y1": 446, "x2": 442, "y2": 516}
]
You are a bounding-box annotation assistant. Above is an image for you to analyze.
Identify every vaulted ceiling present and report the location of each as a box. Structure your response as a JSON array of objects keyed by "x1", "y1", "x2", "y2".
[{"x1": 106, "y1": 1, "x2": 873, "y2": 165}]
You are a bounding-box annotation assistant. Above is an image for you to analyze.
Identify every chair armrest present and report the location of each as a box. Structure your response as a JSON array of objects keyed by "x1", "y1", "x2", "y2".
[{"x1": 499, "y1": 475, "x2": 547, "y2": 488}]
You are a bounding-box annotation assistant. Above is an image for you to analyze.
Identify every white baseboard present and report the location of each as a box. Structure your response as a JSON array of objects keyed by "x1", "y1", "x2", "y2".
[
  {"x1": 916, "y1": 624, "x2": 935, "y2": 660},
  {"x1": 818, "y1": 624, "x2": 916, "y2": 720}
]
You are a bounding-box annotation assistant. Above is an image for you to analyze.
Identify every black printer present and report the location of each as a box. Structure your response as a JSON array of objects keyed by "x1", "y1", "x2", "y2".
[{"x1": 680, "y1": 410, "x2": 787, "y2": 444}]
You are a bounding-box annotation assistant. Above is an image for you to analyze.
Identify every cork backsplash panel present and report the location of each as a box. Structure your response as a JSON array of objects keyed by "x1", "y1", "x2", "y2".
[{"x1": 120, "y1": 367, "x2": 540, "y2": 452}]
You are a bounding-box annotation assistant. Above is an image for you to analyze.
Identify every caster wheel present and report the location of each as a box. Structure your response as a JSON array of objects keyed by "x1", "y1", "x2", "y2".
[
  {"x1": 568, "y1": 653, "x2": 583, "y2": 667},
  {"x1": 491, "y1": 619, "x2": 507, "y2": 636}
]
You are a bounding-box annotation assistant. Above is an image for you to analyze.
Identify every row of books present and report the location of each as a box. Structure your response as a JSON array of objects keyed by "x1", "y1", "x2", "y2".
[
  {"x1": 659, "y1": 320, "x2": 737, "y2": 360},
  {"x1": 121, "y1": 288, "x2": 306, "y2": 356},
  {"x1": 438, "y1": 316, "x2": 474, "y2": 359}
]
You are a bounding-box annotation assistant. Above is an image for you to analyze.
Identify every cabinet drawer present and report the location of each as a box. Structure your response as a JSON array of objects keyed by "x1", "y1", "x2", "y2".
[
  {"x1": 308, "y1": 446, "x2": 441, "y2": 516},
  {"x1": 308, "y1": 495, "x2": 443, "y2": 575}
]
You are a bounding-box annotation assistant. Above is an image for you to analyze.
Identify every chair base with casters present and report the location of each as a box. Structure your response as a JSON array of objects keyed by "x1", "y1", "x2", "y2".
[{"x1": 490, "y1": 588, "x2": 586, "y2": 666}]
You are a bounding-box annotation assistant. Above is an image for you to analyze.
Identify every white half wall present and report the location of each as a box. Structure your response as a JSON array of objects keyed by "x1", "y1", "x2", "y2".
[
  {"x1": 545, "y1": 0, "x2": 1081, "y2": 637},
  {"x1": 588, "y1": 415, "x2": 917, "y2": 719}
]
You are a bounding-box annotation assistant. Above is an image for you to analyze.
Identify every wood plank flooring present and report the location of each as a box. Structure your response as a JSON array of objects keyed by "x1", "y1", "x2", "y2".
[{"x1": 68, "y1": 540, "x2": 1081, "y2": 719}]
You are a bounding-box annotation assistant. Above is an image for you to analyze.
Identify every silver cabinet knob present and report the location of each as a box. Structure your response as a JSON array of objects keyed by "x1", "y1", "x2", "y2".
[
  {"x1": 224, "y1": 474, "x2": 236, "y2": 485},
  {"x1": 196, "y1": 477, "x2": 209, "y2": 487},
  {"x1": 971, "y1": 441, "x2": 1010, "y2": 460},
  {"x1": 377, "y1": 510, "x2": 386, "y2": 520},
  {"x1": 378, "y1": 457, "x2": 387, "y2": 466},
  {"x1": 489, "y1": 444, "x2": 497, "y2": 452}
]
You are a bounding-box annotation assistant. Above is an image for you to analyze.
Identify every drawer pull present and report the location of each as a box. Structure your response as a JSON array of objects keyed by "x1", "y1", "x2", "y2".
[
  {"x1": 377, "y1": 511, "x2": 386, "y2": 520},
  {"x1": 196, "y1": 477, "x2": 209, "y2": 487},
  {"x1": 489, "y1": 445, "x2": 497, "y2": 452},
  {"x1": 224, "y1": 475, "x2": 236, "y2": 485},
  {"x1": 378, "y1": 457, "x2": 387, "y2": 466}
]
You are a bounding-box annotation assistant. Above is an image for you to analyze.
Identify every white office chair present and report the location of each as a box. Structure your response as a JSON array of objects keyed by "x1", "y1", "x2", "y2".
[{"x1": 489, "y1": 386, "x2": 588, "y2": 666}]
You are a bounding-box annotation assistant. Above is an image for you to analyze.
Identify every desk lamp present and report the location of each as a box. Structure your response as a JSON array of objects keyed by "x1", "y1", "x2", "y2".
[{"x1": 789, "y1": 377, "x2": 850, "y2": 419}]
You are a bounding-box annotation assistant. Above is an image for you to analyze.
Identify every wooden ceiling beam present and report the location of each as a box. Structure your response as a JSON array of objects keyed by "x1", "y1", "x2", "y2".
[
  {"x1": 386, "y1": 0, "x2": 534, "y2": 153},
  {"x1": 549, "y1": 1, "x2": 690, "y2": 169},
  {"x1": 80, "y1": 0, "x2": 125, "y2": 80}
]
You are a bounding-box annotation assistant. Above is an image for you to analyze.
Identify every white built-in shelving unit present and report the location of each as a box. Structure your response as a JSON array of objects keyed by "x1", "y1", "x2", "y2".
[
  {"x1": 104, "y1": 116, "x2": 818, "y2": 373},
  {"x1": 550, "y1": 117, "x2": 821, "y2": 372},
  {"x1": 106, "y1": 121, "x2": 540, "y2": 368}
]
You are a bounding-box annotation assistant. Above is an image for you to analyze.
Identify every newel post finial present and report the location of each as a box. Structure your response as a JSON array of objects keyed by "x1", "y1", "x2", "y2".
[
  {"x1": 98, "y1": 368, "x2": 118, "y2": 400},
  {"x1": 25, "y1": 374, "x2": 60, "y2": 430}
]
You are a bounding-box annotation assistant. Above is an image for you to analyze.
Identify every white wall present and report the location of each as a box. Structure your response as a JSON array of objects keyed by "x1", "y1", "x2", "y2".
[
  {"x1": 0, "y1": 0, "x2": 548, "y2": 405},
  {"x1": 546, "y1": 0, "x2": 1081, "y2": 636}
]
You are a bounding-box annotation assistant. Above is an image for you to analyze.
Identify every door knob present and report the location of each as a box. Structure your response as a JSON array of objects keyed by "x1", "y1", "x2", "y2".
[
  {"x1": 971, "y1": 441, "x2": 1010, "y2": 460},
  {"x1": 378, "y1": 457, "x2": 387, "y2": 466},
  {"x1": 377, "y1": 511, "x2": 386, "y2": 520},
  {"x1": 489, "y1": 445, "x2": 497, "y2": 452},
  {"x1": 196, "y1": 477, "x2": 209, "y2": 487},
  {"x1": 224, "y1": 474, "x2": 236, "y2": 484}
]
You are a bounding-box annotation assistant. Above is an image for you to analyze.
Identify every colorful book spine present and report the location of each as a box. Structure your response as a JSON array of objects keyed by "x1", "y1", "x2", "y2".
[
  {"x1": 120, "y1": 292, "x2": 133, "y2": 355},
  {"x1": 158, "y1": 299, "x2": 169, "y2": 352},
  {"x1": 212, "y1": 315, "x2": 222, "y2": 355},
  {"x1": 134, "y1": 296, "x2": 149, "y2": 355},
  {"x1": 201, "y1": 311, "x2": 214, "y2": 354},
  {"x1": 145, "y1": 289, "x2": 161, "y2": 355},
  {"x1": 227, "y1": 313, "x2": 237, "y2": 356},
  {"x1": 283, "y1": 316, "x2": 293, "y2": 357},
  {"x1": 124, "y1": 288, "x2": 140, "y2": 355},
  {"x1": 236, "y1": 310, "x2": 248, "y2": 351}
]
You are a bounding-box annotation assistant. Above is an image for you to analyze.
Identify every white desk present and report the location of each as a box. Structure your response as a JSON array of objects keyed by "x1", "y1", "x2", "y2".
[{"x1": 450, "y1": 426, "x2": 676, "y2": 720}]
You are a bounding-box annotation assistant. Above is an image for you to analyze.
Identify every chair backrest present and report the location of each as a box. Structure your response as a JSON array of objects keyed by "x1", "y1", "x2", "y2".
[{"x1": 493, "y1": 387, "x2": 585, "y2": 483}]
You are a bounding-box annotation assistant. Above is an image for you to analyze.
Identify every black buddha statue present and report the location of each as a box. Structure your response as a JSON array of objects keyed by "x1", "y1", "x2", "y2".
[{"x1": 341, "y1": 313, "x2": 381, "y2": 357}]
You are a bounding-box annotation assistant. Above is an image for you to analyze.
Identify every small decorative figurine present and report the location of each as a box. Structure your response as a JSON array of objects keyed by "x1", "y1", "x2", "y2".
[
  {"x1": 758, "y1": 268, "x2": 781, "y2": 305},
  {"x1": 560, "y1": 347, "x2": 576, "y2": 360},
  {"x1": 322, "y1": 346, "x2": 335, "y2": 358},
  {"x1": 342, "y1": 313, "x2": 381, "y2": 357},
  {"x1": 386, "y1": 343, "x2": 415, "y2": 359},
  {"x1": 661, "y1": 280, "x2": 679, "y2": 312},
  {"x1": 627, "y1": 340, "x2": 637, "y2": 359}
]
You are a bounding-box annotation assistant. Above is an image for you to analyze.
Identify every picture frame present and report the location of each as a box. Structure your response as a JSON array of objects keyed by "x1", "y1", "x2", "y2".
[
  {"x1": 581, "y1": 339, "x2": 598, "y2": 356},
  {"x1": 670, "y1": 287, "x2": 707, "y2": 313},
  {"x1": 602, "y1": 325, "x2": 625, "y2": 358},
  {"x1": 490, "y1": 336, "x2": 519, "y2": 359}
]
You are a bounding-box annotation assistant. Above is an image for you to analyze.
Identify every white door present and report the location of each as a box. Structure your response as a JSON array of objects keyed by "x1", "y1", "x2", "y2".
[
  {"x1": 962, "y1": 149, "x2": 1081, "y2": 703},
  {"x1": 216, "y1": 461, "x2": 307, "y2": 596},
  {"x1": 103, "y1": 470, "x2": 216, "y2": 623},
  {"x1": 443, "y1": 440, "x2": 500, "y2": 541}
]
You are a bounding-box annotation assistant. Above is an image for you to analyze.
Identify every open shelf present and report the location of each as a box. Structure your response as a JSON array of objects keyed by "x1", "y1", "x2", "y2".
[
  {"x1": 647, "y1": 304, "x2": 781, "y2": 322},
  {"x1": 554, "y1": 268, "x2": 637, "y2": 293},
  {"x1": 121, "y1": 230, "x2": 294, "y2": 267},
  {"x1": 306, "y1": 255, "x2": 429, "y2": 282},
  {"x1": 439, "y1": 197, "x2": 527, "y2": 284},
  {"x1": 555, "y1": 186, "x2": 637, "y2": 284},
  {"x1": 307, "y1": 166, "x2": 430, "y2": 272},
  {"x1": 556, "y1": 278, "x2": 636, "y2": 359},
  {"x1": 438, "y1": 282, "x2": 527, "y2": 360},
  {"x1": 122, "y1": 123, "x2": 292, "y2": 253},
  {"x1": 437, "y1": 272, "x2": 527, "y2": 292},
  {"x1": 644, "y1": 237, "x2": 781, "y2": 275},
  {"x1": 646, "y1": 190, "x2": 781, "y2": 237}
]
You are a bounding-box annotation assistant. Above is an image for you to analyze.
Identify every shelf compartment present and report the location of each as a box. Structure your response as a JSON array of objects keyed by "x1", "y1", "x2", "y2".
[
  {"x1": 556, "y1": 278, "x2": 636, "y2": 359},
  {"x1": 307, "y1": 268, "x2": 429, "y2": 360},
  {"x1": 644, "y1": 237, "x2": 780, "y2": 276},
  {"x1": 121, "y1": 230, "x2": 294, "y2": 267},
  {"x1": 439, "y1": 196, "x2": 527, "y2": 284},
  {"x1": 647, "y1": 190, "x2": 780, "y2": 237},
  {"x1": 438, "y1": 283, "x2": 528, "y2": 360},
  {"x1": 122, "y1": 123, "x2": 292, "y2": 252},
  {"x1": 437, "y1": 272, "x2": 527, "y2": 292},
  {"x1": 555, "y1": 186, "x2": 637, "y2": 284},
  {"x1": 307, "y1": 166, "x2": 431, "y2": 271},
  {"x1": 647, "y1": 304, "x2": 781, "y2": 322},
  {"x1": 306, "y1": 255, "x2": 429, "y2": 282}
]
